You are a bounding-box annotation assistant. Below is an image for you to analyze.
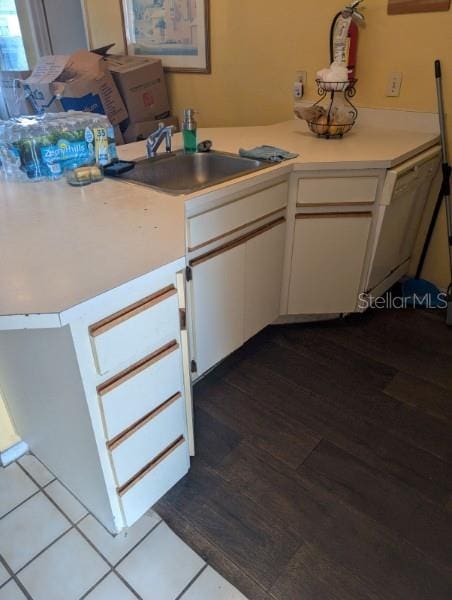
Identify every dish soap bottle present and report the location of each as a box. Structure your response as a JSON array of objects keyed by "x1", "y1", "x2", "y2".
[{"x1": 182, "y1": 108, "x2": 197, "y2": 154}]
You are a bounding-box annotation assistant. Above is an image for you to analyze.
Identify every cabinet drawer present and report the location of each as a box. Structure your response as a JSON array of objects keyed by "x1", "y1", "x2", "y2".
[
  {"x1": 297, "y1": 176, "x2": 378, "y2": 206},
  {"x1": 119, "y1": 437, "x2": 190, "y2": 527},
  {"x1": 108, "y1": 393, "x2": 186, "y2": 487},
  {"x1": 98, "y1": 341, "x2": 182, "y2": 441},
  {"x1": 188, "y1": 181, "x2": 288, "y2": 250},
  {"x1": 89, "y1": 286, "x2": 180, "y2": 375}
]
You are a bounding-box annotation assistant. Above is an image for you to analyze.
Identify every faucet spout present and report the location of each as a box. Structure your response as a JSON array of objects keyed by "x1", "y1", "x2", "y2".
[{"x1": 146, "y1": 123, "x2": 176, "y2": 158}]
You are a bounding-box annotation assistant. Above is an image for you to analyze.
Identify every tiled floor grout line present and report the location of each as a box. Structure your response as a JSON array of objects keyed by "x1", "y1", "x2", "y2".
[
  {"x1": 174, "y1": 563, "x2": 208, "y2": 600},
  {"x1": 0, "y1": 553, "x2": 34, "y2": 600},
  {"x1": 8, "y1": 457, "x2": 239, "y2": 600},
  {"x1": 74, "y1": 520, "x2": 165, "y2": 600},
  {"x1": 77, "y1": 569, "x2": 114, "y2": 599},
  {"x1": 18, "y1": 457, "x2": 116, "y2": 533},
  {"x1": 0, "y1": 487, "x2": 41, "y2": 522},
  {"x1": 157, "y1": 505, "x2": 270, "y2": 599},
  {"x1": 95, "y1": 568, "x2": 142, "y2": 600},
  {"x1": 16, "y1": 458, "x2": 161, "y2": 599},
  {"x1": 14, "y1": 525, "x2": 75, "y2": 577},
  {"x1": 15, "y1": 458, "x2": 178, "y2": 598},
  {"x1": 112, "y1": 519, "x2": 164, "y2": 569},
  {"x1": 16, "y1": 455, "x2": 142, "y2": 538}
]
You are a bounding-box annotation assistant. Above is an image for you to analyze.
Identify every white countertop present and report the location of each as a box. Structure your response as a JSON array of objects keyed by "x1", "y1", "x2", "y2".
[
  {"x1": 0, "y1": 177, "x2": 186, "y2": 321},
  {"x1": 0, "y1": 119, "x2": 439, "y2": 324}
]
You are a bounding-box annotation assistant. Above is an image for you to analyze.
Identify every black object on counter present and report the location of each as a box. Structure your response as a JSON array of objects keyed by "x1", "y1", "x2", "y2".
[{"x1": 104, "y1": 161, "x2": 136, "y2": 177}]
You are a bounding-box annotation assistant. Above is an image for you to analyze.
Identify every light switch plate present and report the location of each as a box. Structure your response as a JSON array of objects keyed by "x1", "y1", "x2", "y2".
[{"x1": 386, "y1": 72, "x2": 403, "y2": 97}]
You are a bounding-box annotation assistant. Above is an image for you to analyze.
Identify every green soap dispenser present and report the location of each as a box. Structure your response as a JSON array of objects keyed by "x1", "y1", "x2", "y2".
[{"x1": 182, "y1": 108, "x2": 198, "y2": 153}]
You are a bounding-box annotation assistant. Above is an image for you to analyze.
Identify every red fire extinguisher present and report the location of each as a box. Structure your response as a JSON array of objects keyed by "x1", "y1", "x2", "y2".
[
  {"x1": 329, "y1": 2, "x2": 365, "y2": 80},
  {"x1": 347, "y1": 21, "x2": 359, "y2": 79}
]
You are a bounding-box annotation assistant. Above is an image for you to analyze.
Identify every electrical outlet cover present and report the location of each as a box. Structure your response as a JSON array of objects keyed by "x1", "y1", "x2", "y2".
[
  {"x1": 296, "y1": 71, "x2": 307, "y2": 86},
  {"x1": 386, "y1": 72, "x2": 403, "y2": 97}
]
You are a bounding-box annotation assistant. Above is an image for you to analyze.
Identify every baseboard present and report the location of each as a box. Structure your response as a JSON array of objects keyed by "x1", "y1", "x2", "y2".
[
  {"x1": 0, "y1": 440, "x2": 29, "y2": 466},
  {"x1": 274, "y1": 313, "x2": 341, "y2": 325}
]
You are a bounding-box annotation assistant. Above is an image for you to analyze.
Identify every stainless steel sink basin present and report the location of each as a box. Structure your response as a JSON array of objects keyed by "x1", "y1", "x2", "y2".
[{"x1": 112, "y1": 150, "x2": 274, "y2": 195}]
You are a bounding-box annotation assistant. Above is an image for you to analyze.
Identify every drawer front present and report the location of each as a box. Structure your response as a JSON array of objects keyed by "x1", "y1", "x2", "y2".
[
  {"x1": 98, "y1": 342, "x2": 183, "y2": 441},
  {"x1": 297, "y1": 176, "x2": 378, "y2": 206},
  {"x1": 109, "y1": 393, "x2": 187, "y2": 487},
  {"x1": 188, "y1": 181, "x2": 288, "y2": 250},
  {"x1": 119, "y1": 437, "x2": 190, "y2": 527},
  {"x1": 89, "y1": 286, "x2": 180, "y2": 376}
]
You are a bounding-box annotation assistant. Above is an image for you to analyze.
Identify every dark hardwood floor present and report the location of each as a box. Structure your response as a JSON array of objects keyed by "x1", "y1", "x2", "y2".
[{"x1": 156, "y1": 308, "x2": 452, "y2": 599}]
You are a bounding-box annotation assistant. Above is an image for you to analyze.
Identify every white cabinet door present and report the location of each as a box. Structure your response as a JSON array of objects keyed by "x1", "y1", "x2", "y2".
[
  {"x1": 244, "y1": 221, "x2": 286, "y2": 340},
  {"x1": 400, "y1": 158, "x2": 440, "y2": 265},
  {"x1": 368, "y1": 155, "x2": 440, "y2": 290},
  {"x1": 191, "y1": 244, "x2": 245, "y2": 376},
  {"x1": 288, "y1": 213, "x2": 372, "y2": 315}
]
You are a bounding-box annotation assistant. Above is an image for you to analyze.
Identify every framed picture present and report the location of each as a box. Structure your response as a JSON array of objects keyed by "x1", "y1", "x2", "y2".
[
  {"x1": 388, "y1": 0, "x2": 450, "y2": 14},
  {"x1": 121, "y1": 0, "x2": 211, "y2": 73}
]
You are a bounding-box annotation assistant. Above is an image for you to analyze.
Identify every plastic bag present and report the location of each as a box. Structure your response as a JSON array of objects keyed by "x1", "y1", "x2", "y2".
[{"x1": 0, "y1": 111, "x2": 118, "y2": 182}]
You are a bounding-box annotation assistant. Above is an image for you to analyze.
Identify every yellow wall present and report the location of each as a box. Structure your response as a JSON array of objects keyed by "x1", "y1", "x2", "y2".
[
  {"x1": 84, "y1": 0, "x2": 452, "y2": 130},
  {"x1": 159, "y1": 1, "x2": 452, "y2": 128},
  {"x1": 83, "y1": 0, "x2": 126, "y2": 52}
]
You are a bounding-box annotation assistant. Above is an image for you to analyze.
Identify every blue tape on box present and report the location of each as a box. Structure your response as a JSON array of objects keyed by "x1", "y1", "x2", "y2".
[{"x1": 60, "y1": 93, "x2": 106, "y2": 116}]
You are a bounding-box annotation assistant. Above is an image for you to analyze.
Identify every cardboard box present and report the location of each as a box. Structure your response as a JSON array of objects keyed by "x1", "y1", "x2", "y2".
[
  {"x1": 21, "y1": 51, "x2": 128, "y2": 125},
  {"x1": 0, "y1": 71, "x2": 33, "y2": 117},
  {"x1": 122, "y1": 116, "x2": 179, "y2": 144},
  {"x1": 105, "y1": 55, "x2": 170, "y2": 124}
]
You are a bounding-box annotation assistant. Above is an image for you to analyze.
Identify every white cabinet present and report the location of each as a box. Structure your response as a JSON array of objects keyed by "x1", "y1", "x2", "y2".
[
  {"x1": 367, "y1": 148, "x2": 441, "y2": 291},
  {"x1": 191, "y1": 243, "x2": 246, "y2": 376},
  {"x1": 297, "y1": 175, "x2": 379, "y2": 206},
  {"x1": 288, "y1": 212, "x2": 372, "y2": 315},
  {"x1": 189, "y1": 219, "x2": 287, "y2": 377},
  {"x1": 187, "y1": 182, "x2": 288, "y2": 250},
  {"x1": 0, "y1": 259, "x2": 191, "y2": 534},
  {"x1": 244, "y1": 221, "x2": 286, "y2": 340}
]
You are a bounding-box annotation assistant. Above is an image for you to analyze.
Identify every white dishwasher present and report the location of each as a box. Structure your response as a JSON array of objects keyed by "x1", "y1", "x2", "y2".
[{"x1": 366, "y1": 146, "x2": 441, "y2": 293}]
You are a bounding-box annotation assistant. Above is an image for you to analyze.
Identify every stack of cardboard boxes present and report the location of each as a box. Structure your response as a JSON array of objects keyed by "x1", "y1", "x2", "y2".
[
  {"x1": 106, "y1": 55, "x2": 178, "y2": 144},
  {"x1": 0, "y1": 50, "x2": 178, "y2": 146}
]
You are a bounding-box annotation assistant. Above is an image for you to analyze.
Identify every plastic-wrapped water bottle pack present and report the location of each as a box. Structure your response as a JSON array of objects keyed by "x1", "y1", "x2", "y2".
[{"x1": 0, "y1": 112, "x2": 118, "y2": 182}]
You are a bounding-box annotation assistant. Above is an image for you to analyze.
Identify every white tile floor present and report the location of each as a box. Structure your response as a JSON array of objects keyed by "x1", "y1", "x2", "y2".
[{"x1": 0, "y1": 454, "x2": 247, "y2": 600}]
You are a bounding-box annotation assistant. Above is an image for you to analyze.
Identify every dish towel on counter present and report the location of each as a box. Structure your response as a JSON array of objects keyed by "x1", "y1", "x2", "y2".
[{"x1": 239, "y1": 145, "x2": 299, "y2": 163}]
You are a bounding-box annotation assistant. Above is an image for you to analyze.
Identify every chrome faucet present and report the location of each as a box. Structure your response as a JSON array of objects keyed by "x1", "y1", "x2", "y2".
[{"x1": 146, "y1": 123, "x2": 176, "y2": 158}]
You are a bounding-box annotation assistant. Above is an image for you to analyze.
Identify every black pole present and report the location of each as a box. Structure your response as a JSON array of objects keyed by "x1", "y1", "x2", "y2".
[
  {"x1": 416, "y1": 60, "x2": 451, "y2": 279},
  {"x1": 416, "y1": 172, "x2": 449, "y2": 278}
]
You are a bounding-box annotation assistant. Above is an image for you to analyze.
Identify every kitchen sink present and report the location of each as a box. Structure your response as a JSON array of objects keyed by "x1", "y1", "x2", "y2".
[{"x1": 112, "y1": 150, "x2": 274, "y2": 195}]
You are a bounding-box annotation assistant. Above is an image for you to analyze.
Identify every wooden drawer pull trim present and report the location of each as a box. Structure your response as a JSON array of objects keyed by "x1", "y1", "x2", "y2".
[
  {"x1": 190, "y1": 217, "x2": 286, "y2": 268},
  {"x1": 97, "y1": 340, "x2": 179, "y2": 397},
  {"x1": 89, "y1": 285, "x2": 177, "y2": 337},
  {"x1": 117, "y1": 436, "x2": 185, "y2": 496},
  {"x1": 295, "y1": 212, "x2": 372, "y2": 219},
  {"x1": 107, "y1": 392, "x2": 182, "y2": 450},
  {"x1": 188, "y1": 207, "x2": 285, "y2": 253},
  {"x1": 296, "y1": 201, "x2": 374, "y2": 208}
]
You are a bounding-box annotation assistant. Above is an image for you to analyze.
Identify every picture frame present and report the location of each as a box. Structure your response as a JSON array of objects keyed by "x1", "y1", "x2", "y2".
[
  {"x1": 121, "y1": 0, "x2": 211, "y2": 74},
  {"x1": 388, "y1": 0, "x2": 450, "y2": 14}
]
